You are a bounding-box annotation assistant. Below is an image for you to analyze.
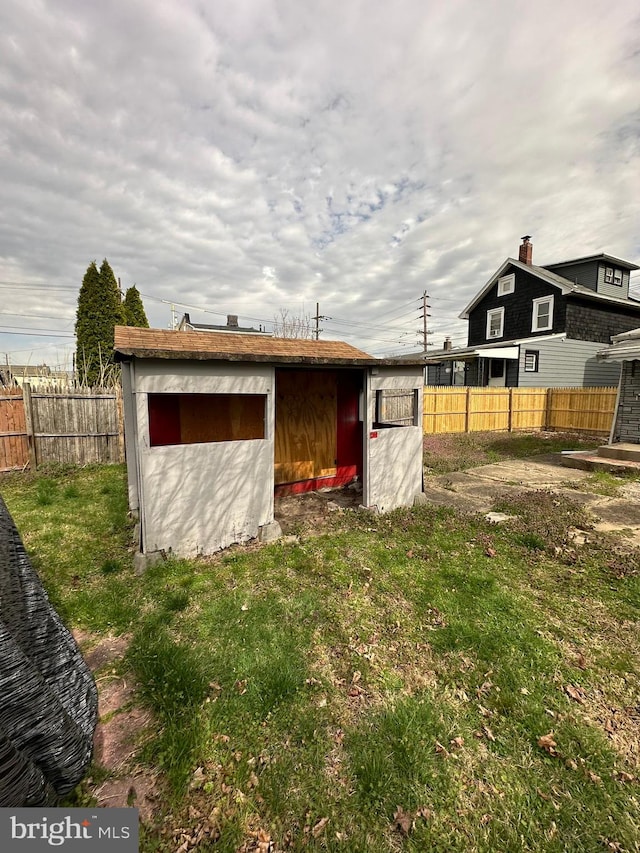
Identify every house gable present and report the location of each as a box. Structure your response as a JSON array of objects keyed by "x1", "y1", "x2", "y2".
[{"x1": 467, "y1": 265, "x2": 565, "y2": 346}]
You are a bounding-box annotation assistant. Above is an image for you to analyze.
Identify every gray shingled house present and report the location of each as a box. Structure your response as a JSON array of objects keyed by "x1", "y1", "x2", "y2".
[{"x1": 425, "y1": 237, "x2": 640, "y2": 388}]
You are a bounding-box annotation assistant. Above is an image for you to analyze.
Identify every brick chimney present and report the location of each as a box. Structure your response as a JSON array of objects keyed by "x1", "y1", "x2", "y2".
[
  {"x1": 226, "y1": 314, "x2": 239, "y2": 328},
  {"x1": 444, "y1": 336, "x2": 452, "y2": 351},
  {"x1": 519, "y1": 235, "x2": 533, "y2": 265}
]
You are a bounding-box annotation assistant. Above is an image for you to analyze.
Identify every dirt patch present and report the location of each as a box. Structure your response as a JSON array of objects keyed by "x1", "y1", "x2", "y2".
[
  {"x1": 73, "y1": 630, "x2": 132, "y2": 672},
  {"x1": 94, "y1": 775, "x2": 160, "y2": 824},
  {"x1": 275, "y1": 486, "x2": 362, "y2": 535},
  {"x1": 73, "y1": 632, "x2": 161, "y2": 824}
]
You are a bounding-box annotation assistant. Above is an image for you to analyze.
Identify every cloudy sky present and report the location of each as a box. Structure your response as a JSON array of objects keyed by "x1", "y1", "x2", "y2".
[{"x1": 1, "y1": 0, "x2": 639, "y2": 368}]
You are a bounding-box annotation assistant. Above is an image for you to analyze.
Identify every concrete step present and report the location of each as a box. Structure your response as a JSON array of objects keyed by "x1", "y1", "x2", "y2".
[
  {"x1": 598, "y1": 443, "x2": 640, "y2": 462},
  {"x1": 560, "y1": 450, "x2": 640, "y2": 474}
]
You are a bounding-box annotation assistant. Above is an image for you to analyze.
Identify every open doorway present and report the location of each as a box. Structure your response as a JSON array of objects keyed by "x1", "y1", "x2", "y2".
[{"x1": 274, "y1": 368, "x2": 363, "y2": 495}]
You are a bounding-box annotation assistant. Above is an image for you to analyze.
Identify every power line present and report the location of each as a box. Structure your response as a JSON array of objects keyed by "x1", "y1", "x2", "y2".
[
  {"x1": 0, "y1": 282, "x2": 77, "y2": 291},
  {"x1": 0, "y1": 328, "x2": 74, "y2": 338}
]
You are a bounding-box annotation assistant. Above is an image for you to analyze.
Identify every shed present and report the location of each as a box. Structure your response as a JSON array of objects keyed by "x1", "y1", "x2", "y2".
[{"x1": 114, "y1": 327, "x2": 425, "y2": 557}]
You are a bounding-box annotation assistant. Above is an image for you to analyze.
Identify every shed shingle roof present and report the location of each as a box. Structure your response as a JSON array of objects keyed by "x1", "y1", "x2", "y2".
[{"x1": 114, "y1": 326, "x2": 376, "y2": 365}]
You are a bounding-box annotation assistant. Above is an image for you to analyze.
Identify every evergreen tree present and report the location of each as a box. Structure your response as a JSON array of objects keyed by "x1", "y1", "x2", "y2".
[
  {"x1": 74, "y1": 259, "x2": 124, "y2": 386},
  {"x1": 123, "y1": 285, "x2": 149, "y2": 327}
]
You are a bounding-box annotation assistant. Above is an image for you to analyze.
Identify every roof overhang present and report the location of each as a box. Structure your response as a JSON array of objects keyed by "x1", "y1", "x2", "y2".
[
  {"x1": 425, "y1": 345, "x2": 520, "y2": 364},
  {"x1": 598, "y1": 327, "x2": 640, "y2": 361}
]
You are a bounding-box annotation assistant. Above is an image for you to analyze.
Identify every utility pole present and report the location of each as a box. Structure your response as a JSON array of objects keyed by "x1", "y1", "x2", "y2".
[
  {"x1": 312, "y1": 302, "x2": 329, "y2": 340},
  {"x1": 417, "y1": 291, "x2": 431, "y2": 352}
]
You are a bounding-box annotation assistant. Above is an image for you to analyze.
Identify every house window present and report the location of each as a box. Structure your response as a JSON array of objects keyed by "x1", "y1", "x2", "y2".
[
  {"x1": 524, "y1": 350, "x2": 539, "y2": 372},
  {"x1": 374, "y1": 389, "x2": 418, "y2": 427},
  {"x1": 486, "y1": 307, "x2": 504, "y2": 339},
  {"x1": 605, "y1": 267, "x2": 623, "y2": 286},
  {"x1": 148, "y1": 393, "x2": 266, "y2": 447},
  {"x1": 532, "y1": 295, "x2": 553, "y2": 332},
  {"x1": 497, "y1": 273, "x2": 515, "y2": 296}
]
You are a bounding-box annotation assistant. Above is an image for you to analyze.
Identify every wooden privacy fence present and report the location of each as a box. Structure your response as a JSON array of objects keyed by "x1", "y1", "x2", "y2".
[
  {"x1": 0, "y1": 389, "x2": 29, "y2": 471},
  {"x1": 0, "y1": 384, "x2": 124, "y2": 472},
  {"x1": 423, "y1": 386, "x2": 617, "y2": 436}
]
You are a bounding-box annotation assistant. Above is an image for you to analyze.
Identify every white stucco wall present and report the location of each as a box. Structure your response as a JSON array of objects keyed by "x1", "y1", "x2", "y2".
[
  {"x1": 364, "y1": 366, "x2": 424, "y2": 512},
  {"x1": 130, "y1": 360, "x2": 275, "y2": 557}
]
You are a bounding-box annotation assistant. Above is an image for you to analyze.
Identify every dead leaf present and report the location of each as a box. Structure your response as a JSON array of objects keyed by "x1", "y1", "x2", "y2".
[
  {"x1": 483, "y1": 725, "x2": 496, "y2": 742},
  {"x1": 565, "y1": 758, "x2": 578, "y2": 771},
  {"x1": 485, "y1": 547, "x2": 497, "y2": 557},
  {"x1": 416, "y1": 807, "x2": 433, "y2": 820},
  {"x1": 450, "y1": 736, "x2": 465, "y2": 749},
  {"x1": 564, "y1": 684, "x2": 585, "y2": 704},
  {"x1": 538, "y1": 733, "x2": 558, "y2": 756},
  {"x1": 614, "y1": 771, "x2": 635, "y2": 782},
  {"x1": 575, "y1": 652, "x2": 587, "y2": 670},
  {"x1": 393, "y1": 806, "x2": 413, "y2": 836},
  {"x1": 312, "y1": 817, "x2": 330, "y2": 838},
  {"x1": 406, "y1": 549, "x2": 414, "y2": 558},
  {"x1": 351, "y1": 670, "x2": 362, "y2": 684},
  {"x1": 588, "y1": 771, "x2": 602, "y2": 784},
  {"x1": 234, "y1": 679, "x2": 248, "y2": 695}
]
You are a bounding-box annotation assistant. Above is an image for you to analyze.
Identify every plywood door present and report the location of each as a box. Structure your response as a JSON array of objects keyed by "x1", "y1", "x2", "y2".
[{"x1": 274, "y1": 370, "x2": 337, "y2": 485}]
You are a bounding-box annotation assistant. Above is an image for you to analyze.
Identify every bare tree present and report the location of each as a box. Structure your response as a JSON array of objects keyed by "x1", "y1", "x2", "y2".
[{"x1": 272, "y1": 308, "x2": 313, "y2": 339}]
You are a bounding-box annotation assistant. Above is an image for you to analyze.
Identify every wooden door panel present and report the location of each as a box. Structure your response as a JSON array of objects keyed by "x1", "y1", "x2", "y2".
[{"x1": 274, "y1": 370, "x2": 337, "y2": 485}]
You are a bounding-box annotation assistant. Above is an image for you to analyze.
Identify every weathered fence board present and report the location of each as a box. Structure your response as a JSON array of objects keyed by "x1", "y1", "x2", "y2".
[
  {"x1": 423, "y1": 386, "x2": 616, "y2": 436},
  {"x1": 30, "y1": 386, "x2": 124, "y2": 465},
  {"x1": 0, "y1": 390, "x2": 29, "y2": 471}
]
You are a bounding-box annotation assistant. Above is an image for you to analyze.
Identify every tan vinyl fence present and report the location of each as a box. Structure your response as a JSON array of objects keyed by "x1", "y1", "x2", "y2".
[
  {"x1": 0, "y1": 384, "x2": 124, "y2": 471},
  {"x1": 423, "y1": 386, "x2": 617, "y2": 436}
]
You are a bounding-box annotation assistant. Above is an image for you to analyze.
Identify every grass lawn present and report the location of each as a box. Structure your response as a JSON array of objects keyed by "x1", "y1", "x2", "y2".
[{"x1": 1, "y1": 441, "x2": 639, "y2": 852}]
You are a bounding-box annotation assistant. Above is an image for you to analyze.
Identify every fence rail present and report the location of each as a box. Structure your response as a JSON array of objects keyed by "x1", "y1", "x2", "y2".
[{"x1": 423, "y1": 386, "x2": 617, "y2": 436}]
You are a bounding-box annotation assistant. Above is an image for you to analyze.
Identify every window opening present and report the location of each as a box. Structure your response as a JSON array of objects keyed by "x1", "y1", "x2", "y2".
[
  {"x1": 374, "y1": 389, "x2": 418, "y2": 427},
  {"x1": 148, "y1": 393, "x2": 266, "y2": 447}
]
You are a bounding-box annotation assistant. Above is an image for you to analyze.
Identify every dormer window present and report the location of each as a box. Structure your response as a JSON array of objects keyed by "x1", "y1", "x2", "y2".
[
  {"x1": 605, "y1": 267, "x2": 623, "y2": 286},
  {"x1": 486, "y1": 307, "x2": 504, "y2": 339},
  {"x1": 497, "y1": 273, "x2": 515, "y2": 296}
]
